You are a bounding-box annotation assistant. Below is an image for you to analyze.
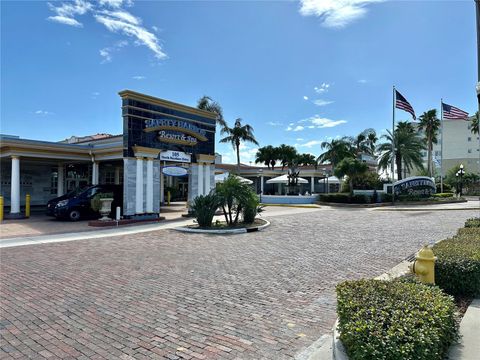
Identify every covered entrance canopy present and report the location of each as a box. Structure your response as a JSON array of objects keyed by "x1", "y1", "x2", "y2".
[
  {"x1": 266, "y1": 174, "x2": 309, "y2": 184},
  {"x1": 215, "y1": 172, "x2": 253, "y2": 184}
]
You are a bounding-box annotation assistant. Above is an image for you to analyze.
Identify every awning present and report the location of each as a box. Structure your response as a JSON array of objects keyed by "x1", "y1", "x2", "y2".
[
  {"x1": 318, "y1": 176, "x2": 341, "y2": 184},
  {"x1": 215, "y1": 172, "x2": 253, "y2": 184},
  {"x1": 266, "y1": 174, "x2": 309, "y2": 184}
]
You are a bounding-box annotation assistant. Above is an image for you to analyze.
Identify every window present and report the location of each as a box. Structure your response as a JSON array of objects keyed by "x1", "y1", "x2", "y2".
[
  {"x1": 468, "y1": 137, "x2": 472, "y2": 142},
  {"x1": 468, "y1": 149, "x2": 472, "y2": 154},
  {"x1": 104, "y1": 170, "x2": 115, "y2": 184},
  {"x1": 50, "y1": 168, "x2": 58, "y2": 194}
]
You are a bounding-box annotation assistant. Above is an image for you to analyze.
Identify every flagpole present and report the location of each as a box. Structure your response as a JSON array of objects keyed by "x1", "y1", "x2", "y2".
[
  {"x1": 440, "y1": 99, "x2": 444, "y2": 193},
  {"x1": 392, "y1": 86, "x2": 396, "y2": 203}
]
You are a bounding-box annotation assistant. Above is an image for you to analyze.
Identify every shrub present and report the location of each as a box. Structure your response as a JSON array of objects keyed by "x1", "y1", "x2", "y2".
[
  {"x1": 190, "y1": 193, "x2": 220, "y2": 228},
  {"x1": 318, "y1": 193, "x2": 372, "y2": 204},
  {"x1": 381, "y1": 193, "x2": 392, "y2": 202},
  {"x1": 242, "y1": 192, "x2": 263, "y2": 224},
  {"x1": 90, "y1": 192, "x2": 114, "y2": 212},
  {"x1": 465, "y1": 217, "x2": 480, "y2": 228},
  {"x1": 336, "y1": 278, "x2": 457, "y2": 360},
  {"x1": 433, "y1": 227, "x2": 480, "y2": 297},
  {"x1": 432, "y1": 192, "x2": 454, "y2": 198},
  {"x1": 216, "y1": 175, "x2": 255, "y2": 226},
  {"x1": 436, "y1": 183, "x2": 452, "y2": 193}
]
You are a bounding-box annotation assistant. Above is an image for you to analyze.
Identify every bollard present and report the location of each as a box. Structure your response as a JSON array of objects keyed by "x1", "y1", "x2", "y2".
[
  {"x1": 167, "y1": 191, "x2": 171, "y2": 206},
  {"x1": 116, "y1": 206, "x2": 121, "y2": 221},
  {"x1": 0, "y1": 196, "x2": 3, "y2": 221},
  {"x1": 25, "y1": 194, "x2": 31, "y2": 218}
]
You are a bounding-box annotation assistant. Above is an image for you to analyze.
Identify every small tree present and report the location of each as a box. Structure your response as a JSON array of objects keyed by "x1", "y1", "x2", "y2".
[
  {"x1": 190, "y1": 193, "x2": 221, "y2": 228},
  {"x1": 216, "y1": 175, "x2": 254, "y2": 226},
  {"x1": 334, "y1": 158, "x2": 369, "y2": 196}
]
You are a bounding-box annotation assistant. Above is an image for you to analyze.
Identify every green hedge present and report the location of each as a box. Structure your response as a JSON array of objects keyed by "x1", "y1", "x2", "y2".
[
  {"x1": 432, "y1": 192, "x2": 454, "y2": 198},
  {"x1": 318, "y1": 193, "x2": 372, "y2": 204},
  {"x1": 336, "y1": 279, "x2": 457, "y2": 360},
  {"x1": 465, "y1": 217, "x2": 480, "y2": 228},
  {"x1": 433, "y1": 227, "x2": 480, "y2": 297}
]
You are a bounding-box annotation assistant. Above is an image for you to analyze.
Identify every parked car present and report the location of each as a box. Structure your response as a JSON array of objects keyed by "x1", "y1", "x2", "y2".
[
  {"x1": 53, "y1": 184, "x2": 123, "y2": 221},
  {"x1": 46, "y1": 186, "x2": 89, "y2": 216}
]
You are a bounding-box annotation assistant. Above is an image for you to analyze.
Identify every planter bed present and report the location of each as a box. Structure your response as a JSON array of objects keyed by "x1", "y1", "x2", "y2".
[{"x1": 175, "y1": 218, "x2": 270, "y2": 234}]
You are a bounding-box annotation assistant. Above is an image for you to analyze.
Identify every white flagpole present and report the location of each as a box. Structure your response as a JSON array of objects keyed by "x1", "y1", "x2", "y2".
[
  {"x1": 440, "y1": 99, "x2": 444, "y2": 193},
  {"x1": 392, "y1": 86, "x2": 396, "y2": 202}
]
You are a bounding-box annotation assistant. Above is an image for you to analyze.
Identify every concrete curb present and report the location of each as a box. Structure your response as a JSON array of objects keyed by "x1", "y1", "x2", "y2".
[{"x1": 174, "y1": 219, "x2": 270, "y2": 234}]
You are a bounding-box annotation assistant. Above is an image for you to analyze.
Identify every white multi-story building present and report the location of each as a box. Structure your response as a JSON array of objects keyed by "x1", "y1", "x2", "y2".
[{"x1": 420, "y1": 116, "x2": 480, "y2": 176}]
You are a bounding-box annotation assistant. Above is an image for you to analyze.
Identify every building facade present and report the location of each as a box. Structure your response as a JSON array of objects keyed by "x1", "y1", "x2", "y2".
[{"x1": 0, "y1": 90, "x2": 217, "y2": 218}]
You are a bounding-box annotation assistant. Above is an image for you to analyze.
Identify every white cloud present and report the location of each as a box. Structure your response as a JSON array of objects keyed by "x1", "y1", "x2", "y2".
[
  {"x1": 309, "y1": 115, "x2": 347, "y2": 128},
  {"x1": 295, "y1": 140, "x2": 323, "y2": 148},
  {"x1": 313, "y1": 99, "x2": 334, "y2": 107},
  {"x1": 99, "y1": 40, "x2": 128, "y2": 63},
  {"x1": 303, "y1": 95, "x2": 309, "y2": 100},
  {"x1": 293, "y1": 125, "x2": 304, "y2": 131},
  {"x1": 299, "y1": 0, "x2": 383, "y2": 28},
  {"x1": 92, "y1": 92, "x2": 100, "y2": 99},
  {"x1": 152, "y1": 25, "x2": 159, "y2": 32},
  {"x1": 47, "y1": 1, "x2": 167, "y2": 60},
  {"x1": 47, "y1": 0, "x2": 93, "y2": 27},
  {"x1": 267, "y1": 121, "x2": 282, "y2": 126},
  {"x1": 132, "y1": 75, "x2": 146, "y2": 80},
  {"x1": 358, "y1": 79, "x2": 368, "y2": 84},
  {"x1": 94, "y1": 14, "x2": 167, "y2": 59},
  {"x1": 314, "y1": 83, "x2": 330, "y2": 94},
  {"x1": 296, "y1": 138, "x2": 304, "y2": 141},
  {"x1": 35, "y1": 110, "x2": 53, "y2": 115}
]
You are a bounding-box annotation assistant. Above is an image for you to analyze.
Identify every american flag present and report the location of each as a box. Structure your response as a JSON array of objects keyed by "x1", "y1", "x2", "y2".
[
  {"x1": 395, "y1": 90, "x2": 416, "y2": 120},
  {"x1": 442, "y1": 102, "x2": 469, "y2": 120}
]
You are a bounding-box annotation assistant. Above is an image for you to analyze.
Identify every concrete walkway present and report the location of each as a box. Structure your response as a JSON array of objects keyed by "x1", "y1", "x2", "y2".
[{"x1": 448, "y1": 299, "x2": 480, "y2": 360}]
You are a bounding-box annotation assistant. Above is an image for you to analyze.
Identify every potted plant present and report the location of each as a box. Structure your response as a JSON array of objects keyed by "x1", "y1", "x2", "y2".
[{"x1": 91, "y1": 192, "x2": 114, "y2": 221}]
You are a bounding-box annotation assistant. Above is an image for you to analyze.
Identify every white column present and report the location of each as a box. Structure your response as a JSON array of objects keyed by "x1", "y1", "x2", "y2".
[
  {"x1": 114, "y1": 167, "x2": 120, "y2": 185},
  {"x1": 204, "y1": 164, "x2": 211, "y2": 195},
  {"x1": 92, "y1": 162, "x2": 99, "y2": 185},
  {"x1": 135, "y1": 157, "x2": 144, "y2": 214},
  {"x1": 57, "y1": 164, "x2": 64, "y2": 197},
  {"x1": 260, "y1": 176, "x2": 264, "y2": 194},
  {"x1": 10, "y1": 156, "x2": 20, "y2": 214},
  {"x1": 146, "y1": 158, "x2": 153, "y2": 213},
  {"x1": 311, "y1": 176, "x2": 315, "y2": 194},
  {"x1": 197, "y1": 163, "x2": 204, "y2": 196},
  {"x1": 160, "y1": 172, "x2": 165, "y2": 203}
]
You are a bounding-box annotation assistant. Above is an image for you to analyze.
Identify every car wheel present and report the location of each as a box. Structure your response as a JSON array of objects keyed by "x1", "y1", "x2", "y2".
[{"x1": 69, "y1": 210, "x2": 81, "y2": 221}]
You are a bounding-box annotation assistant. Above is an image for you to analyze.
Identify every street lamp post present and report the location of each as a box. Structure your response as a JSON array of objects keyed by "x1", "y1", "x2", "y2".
[{"x1": 456, "y1": 164, "x2": 465, "y2": 197}]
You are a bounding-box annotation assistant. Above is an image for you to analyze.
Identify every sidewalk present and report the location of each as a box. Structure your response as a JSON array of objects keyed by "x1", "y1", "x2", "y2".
[{"x1": 448, "y1": 299, "x2": 480, "y2": 359}]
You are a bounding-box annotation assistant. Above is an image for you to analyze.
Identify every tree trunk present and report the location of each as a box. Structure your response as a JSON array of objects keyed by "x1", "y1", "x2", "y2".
[
  {"x1": 349, "y1": 178, "x2": 354, "y2": 196},
  {"x1": 396, "y1": 153, "x2": 402, "y2": 181},
  {"x1": 427, "y1": 135, "x2": 432, "y2": 177},
  {"x1": 236, "y1": 141, "x2": 241, "y2": 174}
]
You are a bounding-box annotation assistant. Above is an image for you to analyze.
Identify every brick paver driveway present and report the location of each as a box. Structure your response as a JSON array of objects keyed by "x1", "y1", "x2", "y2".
[{"x1": 1, "y1": 207, "x2": 477, "y2": 359}]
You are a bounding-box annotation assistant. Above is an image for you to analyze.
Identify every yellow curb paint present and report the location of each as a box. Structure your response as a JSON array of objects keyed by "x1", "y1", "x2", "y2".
[
  {"x1": 287, "y1": 323, "x2": 295, "y2": 328},
  {"x1": 296, "y1": 333, "x2": 306, "y2": 337}
]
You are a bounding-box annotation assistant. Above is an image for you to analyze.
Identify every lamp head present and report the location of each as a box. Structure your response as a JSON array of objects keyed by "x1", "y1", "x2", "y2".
[{"x1": 460, "y1": 164, "x2": 464, "y2": 170}]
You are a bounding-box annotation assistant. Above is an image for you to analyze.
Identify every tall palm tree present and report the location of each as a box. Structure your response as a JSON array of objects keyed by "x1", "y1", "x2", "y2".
[
  {"x1": 220, "y1": 118, "x2": 259, "y2": 172},
  {"x1": 296, "y1": 153, "x2": 317, "y2": 167},
  {"x1": 276, "y1": 144, "x2": 297, "y2": 170},
  {"x1": 316, "y1": 139, "x2": 353, "y2": 170},
  {"x1": 197, "y1": 96, "x2": 227, "y2": 129},
  {"x1": 366, "y1": 130, "x2": 378, "y2": 155},
  {"x1": 471, "y1": 113, "x2": 479, "y2": 135},
  {"x1": 255, "y1": 145, "x2": 277, "y2": 169},
  {"x1": 417, "y1": 109, "x2": 441, "y2": 177},
  {"x1": 377, "y1": 125, "x2": 425, "y2": 181},
  {"x1": 343, "y1": 128, "x2": 376, "y2": 157}
]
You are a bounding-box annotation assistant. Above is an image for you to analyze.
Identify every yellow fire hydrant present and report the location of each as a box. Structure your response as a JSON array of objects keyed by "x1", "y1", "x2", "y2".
[{"x1": 410, "y1": 245, "x2": 436, "y2": 284}]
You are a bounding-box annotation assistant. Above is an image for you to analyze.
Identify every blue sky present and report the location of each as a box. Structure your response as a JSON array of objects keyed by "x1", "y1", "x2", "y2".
[{"x1": 1, "y1": 0, "x2": 477, "y2": 164}]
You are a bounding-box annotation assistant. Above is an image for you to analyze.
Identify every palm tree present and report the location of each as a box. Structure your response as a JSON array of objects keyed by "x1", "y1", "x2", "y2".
[
  {"x1": 255, "y1": 145, "x2": 277, "y2": 169},
  {"x1": 417, "y1": 109, "x2": 441, "y2": 177},
  {"x1": 316, "y1": 139, "x2": 353, "y2": 170},
  {"x1": 197, "y1": 96, "x2": 227, "y2": 129},
  {"x1": 276, "y1": 144, "x2": 297, "y2": 170},
  {"x1": 343, "y1": 128, "x2": 376, "y2": 157},
  {"x1": 377, "y1": 124, "x2": 425, "y2": 181},
  {"x1": 220, "y1": 118, "x2": 259, "y2": 172},
  {"x1": 296, "y1": 153, "x2": 317, "y2": 167},
  {"x1": 472, "y1": 113, "x2": 479, "y2": 135},
  {"x1": 334, "y1": 157, "x2": 369, "y2": 196},
  {"x1": 366, "y1": 130, "x2": 378, "y2": 155}
]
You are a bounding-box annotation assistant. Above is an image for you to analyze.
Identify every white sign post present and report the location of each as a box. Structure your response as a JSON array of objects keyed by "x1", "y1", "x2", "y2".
[{"x1": 159, "y1": 150, "x2": 191, "y2": 163}]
